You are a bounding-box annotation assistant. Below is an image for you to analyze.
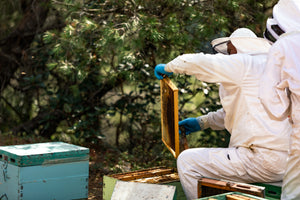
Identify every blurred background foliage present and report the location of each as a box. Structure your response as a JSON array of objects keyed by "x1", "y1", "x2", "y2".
[{"x1": 0, "y1": 0, "x2": 277, "y2": 171}]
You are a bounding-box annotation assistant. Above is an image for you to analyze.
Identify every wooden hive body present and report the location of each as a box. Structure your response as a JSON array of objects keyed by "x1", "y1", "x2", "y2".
[{"x1": 103, "y1": 167, "x2": 186, "y2": 200}]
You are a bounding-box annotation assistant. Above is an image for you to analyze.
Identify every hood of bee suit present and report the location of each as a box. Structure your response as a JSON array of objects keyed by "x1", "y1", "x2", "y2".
[
  {"x1": 211, "y1": 28, "x2": 271, "y2": 55},
  {"x1": 264, "y1": 0, "x2": 300, "y2": 43}
]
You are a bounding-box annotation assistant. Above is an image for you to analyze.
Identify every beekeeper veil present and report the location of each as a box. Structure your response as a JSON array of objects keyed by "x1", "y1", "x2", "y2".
[
  {"x1": 211, "y1": 28, "x2": 271, "y2": 55},
  {"x1": 264, "y1": 0, "x2": 300, "y2": 43}
]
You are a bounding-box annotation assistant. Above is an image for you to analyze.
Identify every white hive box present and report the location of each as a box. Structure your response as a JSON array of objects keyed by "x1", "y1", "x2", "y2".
[{"x1": 0, "y1": 142, "x2": 89, "y2": 200}]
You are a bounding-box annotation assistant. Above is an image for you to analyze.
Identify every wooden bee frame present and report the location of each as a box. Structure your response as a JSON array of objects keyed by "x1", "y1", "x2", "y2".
[{"x1": 160, "y1": 77, "x2": 180, "y2": 158}]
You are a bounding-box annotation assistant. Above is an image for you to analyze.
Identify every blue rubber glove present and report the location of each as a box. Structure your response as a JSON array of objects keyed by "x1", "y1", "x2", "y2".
[
  {"x1": 154, "y1": 64, "x2": 173, "y2": 80},
  {"x1": 179, "y1": 118, "x2": 201, "y2": 135}
]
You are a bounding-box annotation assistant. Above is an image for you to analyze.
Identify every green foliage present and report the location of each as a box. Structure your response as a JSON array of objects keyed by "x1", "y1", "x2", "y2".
[{"x1": 0, "y1": 0, "x2": 277, "y2": 168}]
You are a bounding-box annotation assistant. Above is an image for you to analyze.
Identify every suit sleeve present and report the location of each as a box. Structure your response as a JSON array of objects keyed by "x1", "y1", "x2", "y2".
[
  {"x1": 200, "y1": 108, "x2": 226, "y2": 131},
  {"x1": 165, "y1": 53, "x2": 248, "y2": 85}
]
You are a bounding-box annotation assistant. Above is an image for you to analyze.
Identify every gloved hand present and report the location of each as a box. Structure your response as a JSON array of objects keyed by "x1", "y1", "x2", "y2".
[
  {"x1": 154, "y1": 64, "x2": 173, "y2": 80},
  {"x1": 179, "y1": 117, "x2": 201, "y2": 135}
]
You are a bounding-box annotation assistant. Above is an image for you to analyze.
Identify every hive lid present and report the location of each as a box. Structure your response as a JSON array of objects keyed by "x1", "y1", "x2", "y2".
[
  {"x1": 111, "y1": 180, "x2": 176, "y2": 200},
  {"x1": 0, "y1": 142, "x2": 89, "y2": 167}
]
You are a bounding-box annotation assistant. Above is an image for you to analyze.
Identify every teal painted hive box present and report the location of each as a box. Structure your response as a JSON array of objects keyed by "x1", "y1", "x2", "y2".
[{"x1": 0, "y1": 142, "x2": 89, "y2": 200}]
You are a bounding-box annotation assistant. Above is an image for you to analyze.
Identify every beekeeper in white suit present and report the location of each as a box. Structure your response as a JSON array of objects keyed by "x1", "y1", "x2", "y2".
[
  {"x1": 154, "y1": 28, "x2": 292, "y2": 200},
  {"x1": 260, "y1": 31, "x2": 300, "y2": 200},
  {"x1": 259, "y1": 0, "x2": 300, "y2": 199}
]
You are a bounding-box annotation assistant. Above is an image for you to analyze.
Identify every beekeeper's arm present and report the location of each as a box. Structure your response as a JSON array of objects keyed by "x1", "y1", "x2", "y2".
[
  {"x1": 163, "y1": 52, "x2": 247, "y2": 85},
  {"x1": 178, "y1": 108, "x2": 225, "y2": 135},
  {"x1": 200, "y1": 108, "x2": 226, "y2": 130}
]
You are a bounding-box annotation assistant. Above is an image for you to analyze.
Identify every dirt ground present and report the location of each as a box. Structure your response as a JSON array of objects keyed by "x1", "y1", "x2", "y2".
[
  {"x1": 0, "y1": 134, "x2": 109, "y2": 200},
  {"x1": 88, "y1": 143, "x2": 110, "y2": 200}
]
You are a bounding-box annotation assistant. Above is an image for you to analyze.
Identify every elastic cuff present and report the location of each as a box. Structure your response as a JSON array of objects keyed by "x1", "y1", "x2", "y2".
[
  {"x1": 197, "y1": 115, "x2": 209, "y2": 130},
  {"x1": 196, "y1": 117, "x2": 204, "y2": 130},
  {"x1": 165, "y1": 64, "x2": 172, "y2": 73}
]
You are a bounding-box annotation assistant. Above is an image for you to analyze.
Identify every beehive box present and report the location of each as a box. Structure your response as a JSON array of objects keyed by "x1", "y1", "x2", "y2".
[
  {"x1": 252, "y1": 182, "x2": 282, "y2": 200},
  {"x1": 197, "y1": 191, "x2": 268, "y2": 200},
  {"x1": 0, "y1": 142, "x2": 89, "y2": 200},
  {"x1": 103, "y1": 167, "x2": 185, "y2": 200},
  {"x1": 198, "y1": 177, "x2": 265, "y2": 198}
]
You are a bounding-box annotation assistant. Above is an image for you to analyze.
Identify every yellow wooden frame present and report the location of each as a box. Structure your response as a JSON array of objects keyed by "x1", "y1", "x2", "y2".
[{"x1": 160, "y1": 77, "x2": 180, "y2": 158}]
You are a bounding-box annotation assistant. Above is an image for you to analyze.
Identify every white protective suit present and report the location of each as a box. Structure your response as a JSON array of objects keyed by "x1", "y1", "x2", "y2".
[
  {"x1": 259, "y1": 32, "x2": 300, "y2": 200},
  {"x1": 165, "y1": 52, "x2": 292, "y2": 200}
]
